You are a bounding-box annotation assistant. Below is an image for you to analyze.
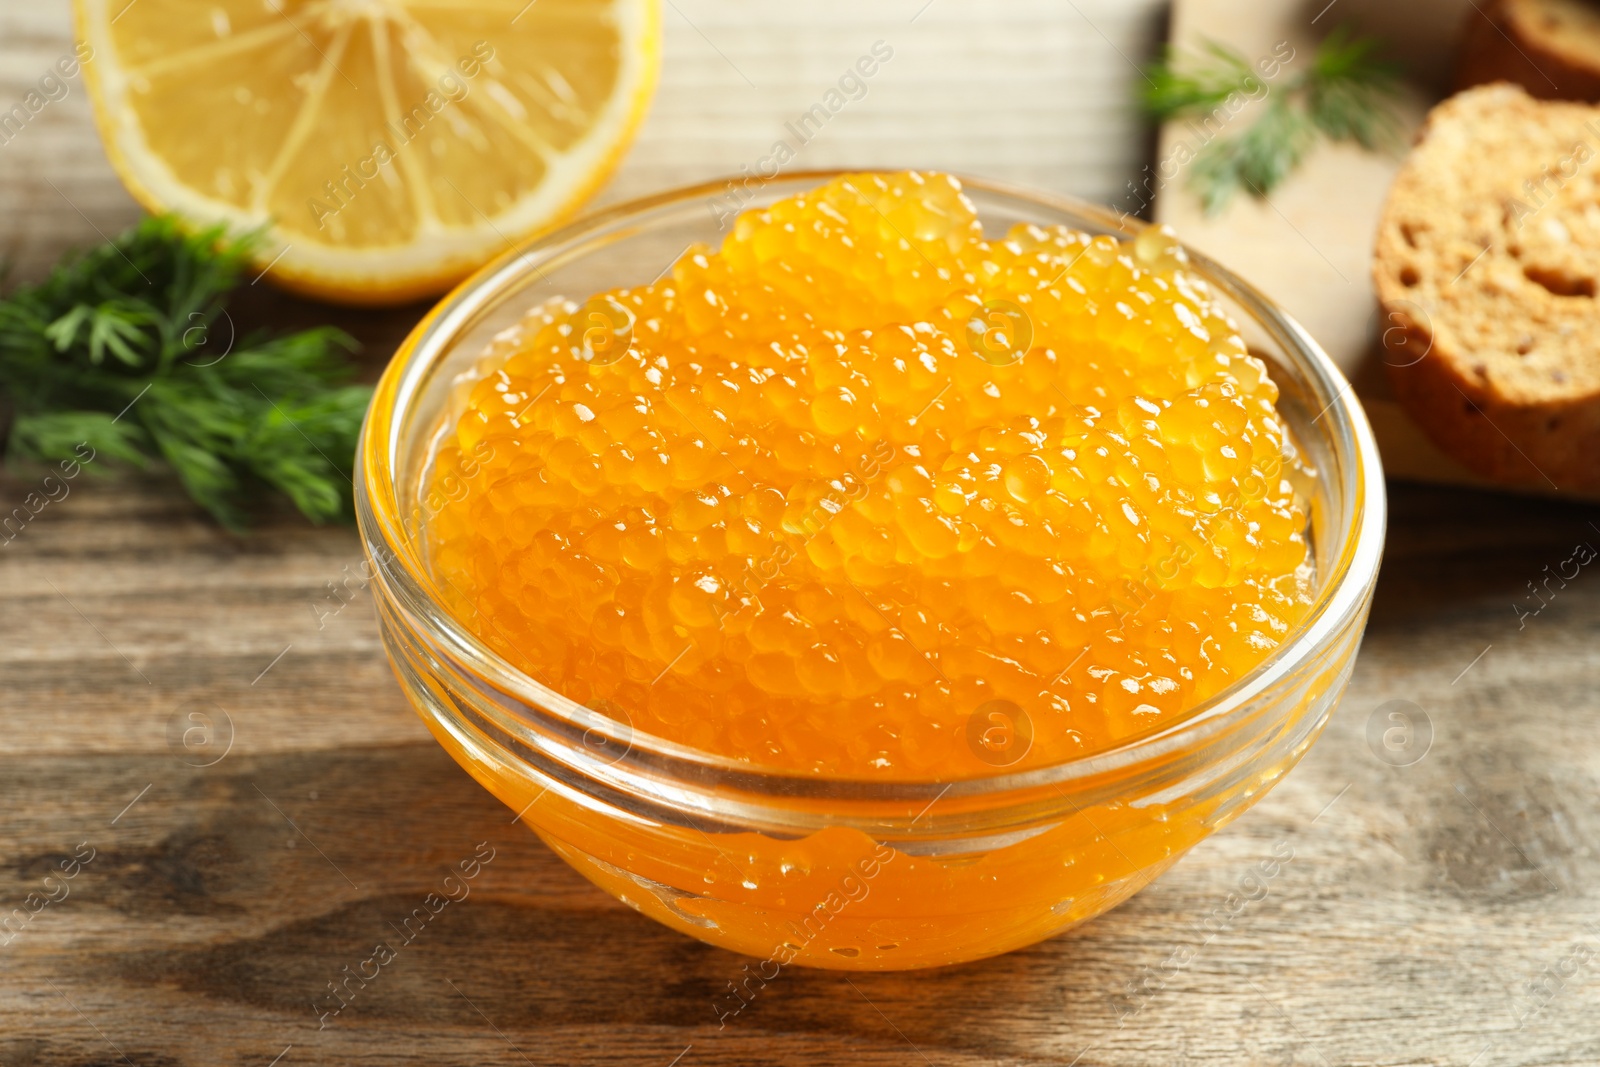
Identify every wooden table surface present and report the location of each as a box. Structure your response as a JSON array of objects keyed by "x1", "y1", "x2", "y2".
[{"x1": 6, "y1": 3, "x2": 1600, "y2": 1066}]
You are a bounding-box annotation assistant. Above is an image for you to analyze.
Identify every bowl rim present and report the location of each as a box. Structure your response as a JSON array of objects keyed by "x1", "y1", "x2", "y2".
[{"x1": 357, "y1": 169, "x2": 1387, "y2": 800}]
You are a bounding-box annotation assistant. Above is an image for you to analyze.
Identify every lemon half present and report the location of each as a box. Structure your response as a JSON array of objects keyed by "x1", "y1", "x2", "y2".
[{"x1": 77, "y1": 0, "x2": 660, "y2": 304}]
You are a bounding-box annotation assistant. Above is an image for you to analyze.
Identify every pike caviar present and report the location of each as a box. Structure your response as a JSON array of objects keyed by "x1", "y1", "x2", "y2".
[{"x1": 423, "y1": 171, "x2": 1314, "y2": 778}]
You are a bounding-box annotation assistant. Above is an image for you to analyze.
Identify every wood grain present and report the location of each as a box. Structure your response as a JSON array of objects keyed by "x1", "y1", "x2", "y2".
[
  {"x1": 5, "y1": 2, "x2": 1600, "y2": 1065},
  {"x1": 6, "y1": 472, "x2": 1600, "y2": 1067},
  {"x1": 1151, "y1": 0, "x2": 1600, "y2": 499}
]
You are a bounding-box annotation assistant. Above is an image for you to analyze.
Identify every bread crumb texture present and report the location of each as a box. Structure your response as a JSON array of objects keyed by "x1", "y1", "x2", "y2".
[
  {"x1": 1457, "y1": 0, "x2": 1600, "y2": 101},
  {"x1": 1375, "y1": 83, "x2": 1600, "y2": 490}
]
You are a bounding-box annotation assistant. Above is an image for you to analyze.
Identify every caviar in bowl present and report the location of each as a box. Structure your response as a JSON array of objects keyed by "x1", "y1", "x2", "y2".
[{"x1": 357, "y1": 172, "x2": 1385, "y2": 971}]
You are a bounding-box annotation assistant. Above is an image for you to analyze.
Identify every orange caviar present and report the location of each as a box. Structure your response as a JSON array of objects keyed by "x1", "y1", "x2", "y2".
[{"x1": 423, "y1": 171, "x2": 1314, "y2": 778}]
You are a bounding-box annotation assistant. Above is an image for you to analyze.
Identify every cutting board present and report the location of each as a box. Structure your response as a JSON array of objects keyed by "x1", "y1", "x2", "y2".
[
  {"x1": 8, "y1": 4, "x2": 1600, "y2": 1066},
  {"x1": 1153, "y1": 0, "x2": 1542, "y2": 494}
]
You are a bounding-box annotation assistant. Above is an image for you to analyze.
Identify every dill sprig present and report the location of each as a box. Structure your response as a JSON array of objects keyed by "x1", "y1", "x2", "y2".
[
  {"x1": 1143, "y1": 27, "x2": 1403, "y2": 214},
  {"x1": 0, "y1": 216, "x2": 370, "y2": 528}
]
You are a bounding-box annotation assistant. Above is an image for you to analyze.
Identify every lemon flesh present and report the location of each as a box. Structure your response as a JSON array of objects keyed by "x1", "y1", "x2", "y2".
[{"x1": 77, "y1": 0, "x2": 660, "y2": 304}]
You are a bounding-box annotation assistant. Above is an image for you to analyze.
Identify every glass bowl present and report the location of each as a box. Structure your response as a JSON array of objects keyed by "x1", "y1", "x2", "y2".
[{"x1": 356, "y1": 172, "x2": 1386, "y2": 973}]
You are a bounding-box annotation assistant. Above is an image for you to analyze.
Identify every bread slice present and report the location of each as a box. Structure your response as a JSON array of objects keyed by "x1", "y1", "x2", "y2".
[
  {"x1": 1457, "y1": 0, "x2": 1600, "y2": 101},
  {"x1": 1373, "y1": 83, "x2": 1600, "y2": 491}
]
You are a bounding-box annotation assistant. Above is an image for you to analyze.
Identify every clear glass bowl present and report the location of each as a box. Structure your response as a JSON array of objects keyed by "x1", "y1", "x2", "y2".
[{"x1": 356, "y1": 172, "x2": 1386, "y2": 972}]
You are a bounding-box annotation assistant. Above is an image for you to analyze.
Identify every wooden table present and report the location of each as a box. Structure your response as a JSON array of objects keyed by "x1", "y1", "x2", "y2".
[{"x1": 6, "y1": 4, "x2": 1600, "y2": 1066}]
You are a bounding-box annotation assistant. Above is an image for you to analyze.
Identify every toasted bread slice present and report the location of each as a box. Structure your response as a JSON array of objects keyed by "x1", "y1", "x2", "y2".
[
  {"x1": 1374, "y1": 83, "x2": 1600, "y2": 491},
  {"x1": 1457, "y1": 0, "x2": 1600, "y2": 101}
]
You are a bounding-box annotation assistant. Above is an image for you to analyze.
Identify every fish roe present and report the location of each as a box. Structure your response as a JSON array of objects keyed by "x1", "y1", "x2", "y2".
[{"x1": 423, "y1": 171, "x2": 1315, "y2": 778}]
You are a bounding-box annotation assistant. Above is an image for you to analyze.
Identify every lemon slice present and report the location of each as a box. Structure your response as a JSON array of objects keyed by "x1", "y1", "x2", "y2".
[{"x1": 75, "y1": 0, "x2": 660, "y2": 305}]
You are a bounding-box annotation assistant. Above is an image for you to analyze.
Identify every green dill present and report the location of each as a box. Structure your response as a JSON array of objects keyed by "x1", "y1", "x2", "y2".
[
  {"x1": 1143, "y1": 26, "x2": 1403, "y2": 214},
  {"x1": 0, "y1": 216, "x2": 370, "y2": 528}
]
